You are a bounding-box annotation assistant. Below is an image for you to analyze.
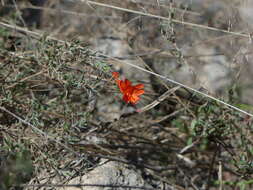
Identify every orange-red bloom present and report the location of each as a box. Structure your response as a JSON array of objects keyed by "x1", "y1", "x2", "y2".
[{"x1": 112, "y1": 72, "x2": 144, "y2": 104}]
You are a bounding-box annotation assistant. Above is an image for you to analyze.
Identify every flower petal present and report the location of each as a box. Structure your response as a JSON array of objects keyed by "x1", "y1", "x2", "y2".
[
  {"x1": 123, "y1": 94, "x2": 130, "y2": 103},
  {"x1": 113, "y1": 72, "x2": 144, "y2": 104},
  {"x1": 124, "y1": 79, "x2": 132, "y2": 87},
  {"x1": 112, "y1": 72, "x2": 119, "y2": 79},
  {"x1": 119, "y1": 79, "x2": 132, "y2": 92},
  {"x1": 134, "y1": 84, "x2": 144, "y2": 89},
  {"x1": 119, "y1": 81, "x2": 127, "y2": 93},
  {"x1": 130, "y1": 95, "x2": 140, "y2": 104},
  {"x1": 133, "y1": 89, "x2": 145, "y2": 96}
]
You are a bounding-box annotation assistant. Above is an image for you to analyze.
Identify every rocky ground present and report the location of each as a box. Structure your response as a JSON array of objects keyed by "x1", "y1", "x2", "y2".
[{"x1": 1, "y1": 0, "x2": 253, "y2": 190}]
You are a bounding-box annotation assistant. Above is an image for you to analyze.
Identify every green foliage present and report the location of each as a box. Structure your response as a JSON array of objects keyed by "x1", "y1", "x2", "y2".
[
  {"x1": 0, "y1": 140, "x2": 33, "y2": 190},
  {"x1": 0, "y1": 28, "x2": 9, "y2": 48},
  {"x1": 1, "y1": 11, "x2": 253, "y2": 189},
  {"x1": 0, "y1": 37, "x2": 111, "y2": 188}
]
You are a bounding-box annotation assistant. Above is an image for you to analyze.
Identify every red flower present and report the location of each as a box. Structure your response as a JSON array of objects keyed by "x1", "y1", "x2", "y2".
[{"x1": 112, "y1": 72, "x2": 144, "y2": 104}]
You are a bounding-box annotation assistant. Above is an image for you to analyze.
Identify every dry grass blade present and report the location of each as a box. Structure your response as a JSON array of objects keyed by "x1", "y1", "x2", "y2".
[
  {"x1": 138, "y1": 86, "x2": 180, "y2": 113},
  {"x1": 1, "y1": 21, "x2": 252, "y2": 117},
  {"x1": 1, "y1": 3, "x2": 118, "y2": 19},
  {"x1": 2, "y1": 2, "x2": 253, "y2": 188},
  {"x1": 85, "y1": 0, "x2": 250, "y2": 38},
  {"x1": 107, "y1": 56, "x2": 253, "y2": 117},
  {"x1": 20, "y1": 183, "x2": 156, "y2": 190},
  {"x1": 0, "y1": 106, "x2": 81, "y2": 157}
]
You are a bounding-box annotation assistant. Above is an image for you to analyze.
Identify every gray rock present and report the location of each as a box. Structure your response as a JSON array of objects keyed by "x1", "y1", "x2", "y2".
[
  {"x1": 58, "y1": 160, "x2": 151, "y2": 190},
  {"x1": 152, "y1": 44, "x2": 232, "y2": 95},
  {"x1": 194, "y1": 45, "x2": 231, "y2": 94},
  {"x1": 239, "y1": 0, "x2": 253, "y2": 29}
]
